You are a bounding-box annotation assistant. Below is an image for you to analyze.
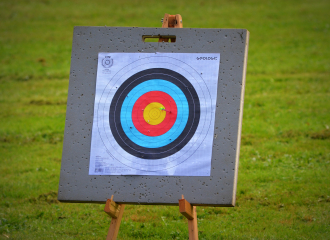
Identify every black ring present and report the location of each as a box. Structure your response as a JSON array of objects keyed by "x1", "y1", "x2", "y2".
[{"x1": 109, "y1": 68, "x2": 200, "y2": 159}]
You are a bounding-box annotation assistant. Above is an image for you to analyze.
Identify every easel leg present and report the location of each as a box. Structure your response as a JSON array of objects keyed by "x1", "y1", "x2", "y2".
[
  {"x1": 188, "y1": 206, "x2": 198, "y2": 240},
  {"x1": 104, "y1": 196, "x2": 125, "y2": 240},
  {"x1": 106, "y1": 204, "x2": 125, "y2": 240},
  {"x1": 179, "y1": 195, "x2": 199, "y2": 240}
]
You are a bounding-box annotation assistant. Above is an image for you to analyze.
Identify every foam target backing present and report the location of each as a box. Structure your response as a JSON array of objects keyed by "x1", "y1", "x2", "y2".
[{"x1": 58, "y1": 27, "x2": 249, "y2": 206}]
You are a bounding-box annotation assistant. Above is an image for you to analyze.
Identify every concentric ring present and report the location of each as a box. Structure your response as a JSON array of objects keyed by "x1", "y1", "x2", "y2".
[
  {"x1": 143, "y1": 102, "x2": 165, "y2": 125},
  {"x1": 120, "y1": 80, "x2": 188, "y2": 148},
  {"x1": 109, "y1": 68, "x2": 200, "y2": 159},
  {"x1": 132, "y1": 91, "x2": 178, "y2": 136}
]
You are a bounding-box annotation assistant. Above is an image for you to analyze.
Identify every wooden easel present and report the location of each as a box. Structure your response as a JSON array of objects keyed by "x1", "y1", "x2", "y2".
[
  {"x1": 104, "y1": 194, "x2": 198, "y2": 240},
  {"x1": 104, "y1": 14, "x2": 199, "y2": 240}
]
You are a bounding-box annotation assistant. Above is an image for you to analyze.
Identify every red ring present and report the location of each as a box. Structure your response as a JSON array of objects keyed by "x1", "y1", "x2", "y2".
[{"x1": 132, "y1": 91, "x2": 177, "y2": 136}]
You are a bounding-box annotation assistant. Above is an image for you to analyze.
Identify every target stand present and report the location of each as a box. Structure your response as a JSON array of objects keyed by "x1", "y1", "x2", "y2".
[
  {"x1": 104, "y1": 195, "x2": 198, "y2": 240},
  {"x1": 103, "y1": 14, "x2": 199, "y2": 240},
  {"x1": 104, "y1": 194, "x2": 197, "y2": 240},
  {"x1": 58, "y1": 11, "x2": 249, "y2": 240}
]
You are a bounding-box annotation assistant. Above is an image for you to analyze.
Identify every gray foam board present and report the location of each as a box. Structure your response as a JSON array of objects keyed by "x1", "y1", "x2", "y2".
[{"x1": 58, "y1": 26, "x2": 249, "y2": 206}]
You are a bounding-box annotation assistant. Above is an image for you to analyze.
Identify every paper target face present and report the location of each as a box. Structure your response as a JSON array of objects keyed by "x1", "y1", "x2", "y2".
[{"x1": 90, "y1": 53, "x2": 220, "y2": 176}]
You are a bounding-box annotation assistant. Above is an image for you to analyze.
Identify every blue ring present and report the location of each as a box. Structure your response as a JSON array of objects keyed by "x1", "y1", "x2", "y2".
[{"x1": 120, "y1": 80, "x2": 188, "y2": 148}]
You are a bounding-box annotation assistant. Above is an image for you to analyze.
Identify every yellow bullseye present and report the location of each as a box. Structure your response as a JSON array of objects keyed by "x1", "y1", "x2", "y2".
[{"x1": 143, "y1": 102, "x2": 166, "y2": 125}]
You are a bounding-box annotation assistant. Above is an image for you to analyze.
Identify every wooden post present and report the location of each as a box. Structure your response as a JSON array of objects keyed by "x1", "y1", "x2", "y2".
[
  {"x1": 179, "y1": 195, "x2": 199, "y2": 240},
  {"x1": 159, "y1": 13, "x2": 182, "y2": 42},
  {"x1": 104, "y1": 15, "x2": 184, "y2": 239},
  {"x1": 104, "y1": 195, "x2": 125, "y2": 240}
]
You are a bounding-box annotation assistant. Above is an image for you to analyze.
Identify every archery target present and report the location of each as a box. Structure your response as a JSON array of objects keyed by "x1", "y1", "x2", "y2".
[
  {"x1": 92, "y1": 53, "x2": 219, "y2": 174},
  {"x1": 110, "y1": 69, "x2": 199, "y2": 158}
]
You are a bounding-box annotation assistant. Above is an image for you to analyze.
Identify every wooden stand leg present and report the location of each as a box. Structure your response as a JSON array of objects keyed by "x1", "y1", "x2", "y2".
[
  {"x1": 179, "y1": 195, "x2": 199, "y2": 240},
  {"x1": 104, "y1": 196, "x2": 125, "y2": 240}
]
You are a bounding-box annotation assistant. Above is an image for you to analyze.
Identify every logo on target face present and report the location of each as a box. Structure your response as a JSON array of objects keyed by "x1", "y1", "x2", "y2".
[
  {"x1": 109, "y1": 68, "x2": 200, "y2": 160},
  {"x1": 102, "y1": 56, "x2": 113, "y2": 68}
]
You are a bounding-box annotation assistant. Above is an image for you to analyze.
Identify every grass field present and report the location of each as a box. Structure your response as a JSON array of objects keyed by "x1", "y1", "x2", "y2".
[{"x1": 0, "y1": 0, "x2": 329, "y2": 239}]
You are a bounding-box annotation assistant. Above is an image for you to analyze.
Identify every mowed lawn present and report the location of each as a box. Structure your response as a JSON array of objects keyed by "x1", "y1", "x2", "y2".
[{"x1": 0, "y1": 0, "x2": 329, "y2": 239}]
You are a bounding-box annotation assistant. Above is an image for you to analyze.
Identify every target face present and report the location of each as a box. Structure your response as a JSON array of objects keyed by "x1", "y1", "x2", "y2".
[
  {"x1": 110, "y1": 68, "x2": 200, "y2": 159},
  {"x1": 90, "y1": 53, "x2": 220, "y2": 176}
]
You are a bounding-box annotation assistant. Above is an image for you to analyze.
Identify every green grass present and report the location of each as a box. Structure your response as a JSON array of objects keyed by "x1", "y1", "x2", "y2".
[{"x1": 0, "y1": 0, "x2": 330, "y2": 239}]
